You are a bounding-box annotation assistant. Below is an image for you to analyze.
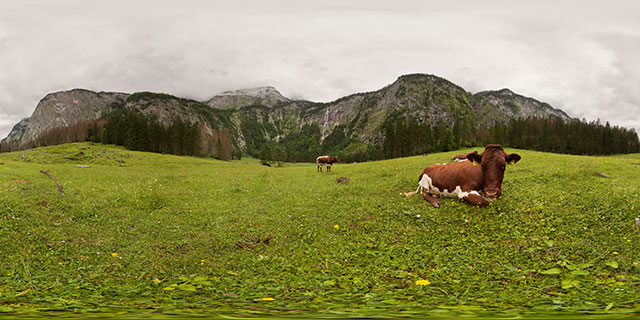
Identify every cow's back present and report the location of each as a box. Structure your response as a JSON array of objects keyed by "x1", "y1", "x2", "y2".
[
  {"x1": 421, "y1": 161, "x2": 483, "y2": 193},
  {"x1": 317, "y1": 156, "x2": 337, "y2": 164}
]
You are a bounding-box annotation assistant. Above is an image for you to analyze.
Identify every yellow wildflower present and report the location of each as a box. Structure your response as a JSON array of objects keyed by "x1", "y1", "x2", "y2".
[
  {"x1": 334, "y1": 224, "x2": 339, "y2": 229},
  {"x1": 613, "y1": 252, "x2": 619, "y2": 255},
  {"x1": 262, "y1": 297, "x2": 275, "y2": 301},
  {"x1": 111, "y1": 253, "x2": 118, "y2": 257},
  {"x1": 415, "y1": 279, "x2": 431, "y2": 286}
]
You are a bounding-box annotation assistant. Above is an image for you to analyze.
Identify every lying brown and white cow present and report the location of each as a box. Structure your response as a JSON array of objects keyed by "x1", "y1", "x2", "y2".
[
  {"x1": 317, "y1": 156, "x2": 339, "y2": 172},
  {"x1": 449, "y1": 153, "x2": 469, "y2": 162},
  {"x1": 405, "y1": 144, "x2": 521, "y2": 207}
]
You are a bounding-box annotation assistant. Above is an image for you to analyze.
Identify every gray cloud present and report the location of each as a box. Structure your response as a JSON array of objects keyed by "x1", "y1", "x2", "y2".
[{"x1": 1, "y1": 0, "x2": 639, "y2": 138}]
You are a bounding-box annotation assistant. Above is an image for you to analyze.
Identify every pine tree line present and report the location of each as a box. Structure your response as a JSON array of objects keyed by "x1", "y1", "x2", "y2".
[
  {"x1": 100, "y1": 108, "x2": 233, "y2": 159},
  {"x1": 382, "y1": 115, "x2": 478, "y2": 158},
  {"x1": 381, "y1": 116, "x2": 640, "y2": 158},
  {"x1": 485, "y1": 117, "x2": 640, "y2": 155},
  {"x1": 100, "y1": 109, "x2": 199, "y2": 156}
]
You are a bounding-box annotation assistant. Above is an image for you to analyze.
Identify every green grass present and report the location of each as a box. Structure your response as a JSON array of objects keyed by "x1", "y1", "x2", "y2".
[{"x1": 1, "y1": 142, "x2": 640, "y2": 318}]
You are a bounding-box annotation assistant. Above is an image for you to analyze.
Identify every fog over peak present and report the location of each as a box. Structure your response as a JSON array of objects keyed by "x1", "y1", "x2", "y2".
[{"x1": 1, "y1": 0, "x2": 639, "y2": 138}]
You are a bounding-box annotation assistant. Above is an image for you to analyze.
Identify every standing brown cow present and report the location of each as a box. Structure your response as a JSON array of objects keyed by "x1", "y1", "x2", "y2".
[
  {"x1": 316, "y1": 156, "x2": 339, "y2": 172},
  {"x1": 405, "y1": 144, "x2": 521, "y2": 207}
]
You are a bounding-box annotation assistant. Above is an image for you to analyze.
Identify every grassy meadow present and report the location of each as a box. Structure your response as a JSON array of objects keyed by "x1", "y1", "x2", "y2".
[{"x1": 1, "y1": 142, "x2": 640, "y2": 318}]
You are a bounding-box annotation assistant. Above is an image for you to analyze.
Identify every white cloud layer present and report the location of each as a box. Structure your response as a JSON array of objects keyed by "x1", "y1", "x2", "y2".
[{"x1": 1, "y1": 0, "x2": 639, "y2": 138}]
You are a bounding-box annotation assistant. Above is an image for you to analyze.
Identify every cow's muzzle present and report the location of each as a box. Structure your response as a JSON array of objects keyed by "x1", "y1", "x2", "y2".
[{"x1": 484, "y1": 189, "x2": 500, "y2": 198}]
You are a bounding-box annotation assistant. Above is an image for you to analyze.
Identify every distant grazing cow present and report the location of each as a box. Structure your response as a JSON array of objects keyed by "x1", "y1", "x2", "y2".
[
  {"x1": 316, "y1": 156, "x2": 339, "y2": 172},
  {"x1": 450, "y1": 153, "x2": 469, "y2": 162},
  {"x1": 405, "y1": 144, "x2": 521, "y2": 207}
]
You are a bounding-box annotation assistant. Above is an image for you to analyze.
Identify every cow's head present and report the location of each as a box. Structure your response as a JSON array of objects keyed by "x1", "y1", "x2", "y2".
[
  {"x1": 466, "y1": 144, "x2": 521, "y2": 198},
  {"x1": 332, "y1": 156, "x2": 339, "y2": 163}
]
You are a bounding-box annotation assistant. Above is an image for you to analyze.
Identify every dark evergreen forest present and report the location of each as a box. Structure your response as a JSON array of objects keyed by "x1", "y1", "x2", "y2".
[
  {"x1": 382, "y1": 116, "x2": 640, "y2": 159},
  {"x1": 99, "y1": 109, "x2": 233, "y2": 160},
  {"x1": 99, "y1": 109, "x2": 200, "y2": 156}
]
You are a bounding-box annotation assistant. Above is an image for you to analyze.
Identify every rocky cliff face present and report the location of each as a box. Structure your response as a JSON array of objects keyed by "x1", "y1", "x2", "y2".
[
  {"x1": 1, "y1": 118, "x2": 29, "y2": 144},
  {"x1": 2, "y1": 74, "x2": 573, "y2": 151},
  {"x1": 3, "y1": 89, "x2": 129, "y2": 147},
  {"x1": 311, "y1": 74, "x2": 477, "y2": 144},
  {"x1": 472, "y1": 88, "x2": 570, "y2": 126},
  {"x1": 125, "y1": 92, "x2": 206, "y2": 126}
]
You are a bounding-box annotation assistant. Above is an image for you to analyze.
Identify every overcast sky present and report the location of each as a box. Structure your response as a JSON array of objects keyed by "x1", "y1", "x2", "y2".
[{"x1": 1, "y1": 0, "x2": 640, "y2": 138}]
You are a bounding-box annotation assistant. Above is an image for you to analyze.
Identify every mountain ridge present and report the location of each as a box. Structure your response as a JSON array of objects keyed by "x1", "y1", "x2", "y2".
[
  {"x1": 206, "y1": 86, "x2": 290, "y2": 109},
  {"x1": 2, "y1": 73, "x2": 573, "y2": 153}
]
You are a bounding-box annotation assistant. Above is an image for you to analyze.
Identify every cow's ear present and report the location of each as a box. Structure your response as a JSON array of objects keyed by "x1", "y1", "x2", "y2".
[
  {"x1": 506, "y1": 153, "x2": 521, "y2": 165},
  {"x1": 466, "y1": 151, "x2": 482, "y2": 164}
]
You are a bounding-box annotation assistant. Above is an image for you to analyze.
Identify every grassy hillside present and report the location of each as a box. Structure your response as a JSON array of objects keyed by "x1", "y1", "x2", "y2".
[{"x1": 1, "y1": 143, "x2": 639, "y2": 317}]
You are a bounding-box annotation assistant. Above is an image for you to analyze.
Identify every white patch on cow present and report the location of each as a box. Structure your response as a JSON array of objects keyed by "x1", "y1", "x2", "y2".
[
  {"x1": 458, "y1": 189, "x2": 470, "y2": 198},
  {"x1": 415, "y1": 174, "x2": 433, "y2": 195},
  {"x1": 437, "y1": 185, "x2": 467, "y2": 199},
  {"x1": 414, "y1": 174, "x2": 480, "y2": 200},
  {"x1": 453, "y1": 159, "x2": 468, "y2": 163}
]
